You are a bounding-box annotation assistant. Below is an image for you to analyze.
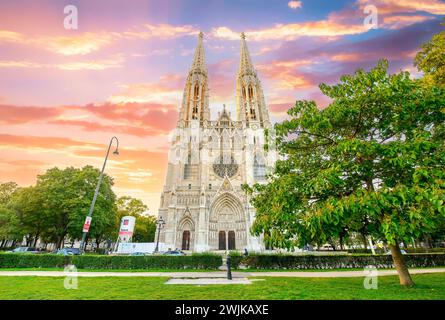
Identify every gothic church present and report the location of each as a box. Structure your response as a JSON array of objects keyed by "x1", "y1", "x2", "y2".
[{"x1": 157, "y1": 32, "x2": 276, "y2": 252}]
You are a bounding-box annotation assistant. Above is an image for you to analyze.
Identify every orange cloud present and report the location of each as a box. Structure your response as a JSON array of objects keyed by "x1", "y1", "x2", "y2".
[
  {"x1": 0, "y1": 101, "x2": 178, "y2": 138},
  {"x1": 0, "y1": 23, "x2": 198, "y2": 56},
  {"x1": 0, "y1": 55, "x2": 124, "y2": 71},
  {"x1": 109, "y1": 73, "x2": 184, "y2": 104},
  {"x1": 0, "y1": 133, "x2": 97, "y2": 150},
  {"x1": 257, "y1": 60, "x2": 314, "y2": 89},
  {"x1": 0, "y1": 105, "x2": 64, "y2": 124},
  {"x1": 55, "y1": 55, "x2": 125, "y2": 70},
  {"x1": 0, "y1": 30, "x2": 23, "y2": 42},
  {"x1": 288, "y1": 1, "x2": 303, "y2": 10},
  {"x1": 41, "y1": 32, "x2": 117, "y2": 56},
  {"x1": 123, "y1": 23, "x2": 198, "y2": 39},
  {"x1": 381, "y1": 14, "x2": 435, "y2": 30},
  {"x1": 330, "y1": 53, "x2": 363, "y2": 62},
  {"x1": 212, "y1": 1, "x2": 441, "y2": 42},
  {"x1": 356, "y1": 0, "x2": 445, "y2": 15},
  {"x1": 211, "y1": 14, "x2": 368, "y2": 41},
  {"x1": 0, "y1": 133, "x2": 168, "y2": 209},
  {"x1": 0, "y1": 60, "x2": 43, "y2": 68}
]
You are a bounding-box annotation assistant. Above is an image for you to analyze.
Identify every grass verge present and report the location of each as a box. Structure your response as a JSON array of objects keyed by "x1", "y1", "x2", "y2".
[{"x1": 0, "y1": 273, "x2": 444, "y2": 300}]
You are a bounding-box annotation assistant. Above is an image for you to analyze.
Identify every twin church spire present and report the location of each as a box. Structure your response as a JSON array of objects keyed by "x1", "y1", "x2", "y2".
[{"x1": 179, "y1": 31, "x2": 270, "y2": 128}]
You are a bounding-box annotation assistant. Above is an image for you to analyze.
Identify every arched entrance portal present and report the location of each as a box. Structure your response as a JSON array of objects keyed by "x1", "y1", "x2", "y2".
[
  {"x1": 218, "y1": 231, "x2": 226, "y2": 250},
  {"x1": 209, "y1": 193, "x2": 247, "y2": 250},
  {"x1": 228, "y1": 231, "x2": 236, "y2": 250},
  {"x1": 177, "y1": 217, "x2": 195, "y2": 251},
  {"x1": 182, "y1": 230, "x2": 191, "y2": 250}
]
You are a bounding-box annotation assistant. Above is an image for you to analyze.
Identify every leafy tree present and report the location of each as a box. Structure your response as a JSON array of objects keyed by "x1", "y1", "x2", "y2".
[
  {"x1": 8, "y1": 186, "x2": 46, "y2": 247},
  {"x1": 67, "y1": 166, "x2": 117, "y2": 250},
  {"x1": 0, "y1": 182, "x2": 22, "y2": 247},
  {"x1": 415, "y1": 20, "x2": 445, "y2": 87},
  {"x1": 37, "y1": 166, "x2": 117, "y2": 249},
  {"x1": 116, "y1": 196, "x2": 156, "y2": 242},
  {"x1": 0, "y1": 205, "x2": 23, "y2": 247},
  {"x1": 0, "y1": 182, "x2": 19, "y2": 205},
  {"x1": 246, "y1": 60, "x2": 445, "y2": 286},
  {"x1": 117, "y1": 196, "x2": 148, "y2": 216}
]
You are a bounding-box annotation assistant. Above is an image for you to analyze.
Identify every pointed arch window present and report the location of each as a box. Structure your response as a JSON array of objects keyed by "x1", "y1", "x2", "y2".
[
  {"x1": 254, "y1": 153, "x2": 266, "y2": 180},
  {"x1": 192, "y1": 83, "x2": 200, "y2": 119},
  {"x1": 248, "y1": 84, "x2": 254, "y2": 100},
  {"x1": 193, "y1": 83, "x2": 200, "y2": 99}
]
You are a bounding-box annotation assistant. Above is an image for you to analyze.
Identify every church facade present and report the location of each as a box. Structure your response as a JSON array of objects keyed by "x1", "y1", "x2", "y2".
[{"x1": 157, "y1": 32, "x2": 276, "y2": 252}]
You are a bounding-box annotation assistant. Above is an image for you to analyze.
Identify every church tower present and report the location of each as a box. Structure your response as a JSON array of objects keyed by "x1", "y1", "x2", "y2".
[
  {"x1": 236, "y1": 32, "x2": 270, "y2": 128},
  {"x1": 157, "y1": 32, "x2": 276, "y2": 253},
  {"x1": 179, "y1": 31, "x2": 210, "y2": 124}
]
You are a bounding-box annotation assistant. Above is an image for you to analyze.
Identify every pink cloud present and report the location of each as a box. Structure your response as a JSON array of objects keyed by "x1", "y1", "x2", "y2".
[{"x1": 0, "y1": 105, "x2": 64, "y2": 124}]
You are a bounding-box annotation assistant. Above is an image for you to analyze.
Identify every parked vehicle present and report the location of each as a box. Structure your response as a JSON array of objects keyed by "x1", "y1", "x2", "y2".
[
  {"x1": 55, "y1": 248, "x2": 81, "y2": 255},
  {"x1": 130, "y1": 252, "x2": 146, "y2": 256},
  {"x1": 8, "y1": 247, "x2": 39, "y2": 253},
  {"x1": 163, "y1": 250, "x2": 186, "y2": 256}
]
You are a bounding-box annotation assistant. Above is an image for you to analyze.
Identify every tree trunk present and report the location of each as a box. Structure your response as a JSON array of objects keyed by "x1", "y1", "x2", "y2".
[
  {"x1": 33, "y1": 233, "x2": 40, "y2": 247},
  {"x1": 361, "y1": 233, "x2": 368, "y2": 252},
  {"x1": 95, "y1": 239, "x2": 101, "y2": 252},
  {"x1": 390, "y1": 242, "x2": 414, "y2": 287},
  {"x1": 57, "y1": 236, "x2": 65, "y2": 249}
]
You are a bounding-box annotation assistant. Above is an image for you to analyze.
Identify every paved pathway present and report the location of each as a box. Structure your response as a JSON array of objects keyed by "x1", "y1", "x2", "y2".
[{"x1": 0, "y1": 268, "x2": 444, "y2": 278}]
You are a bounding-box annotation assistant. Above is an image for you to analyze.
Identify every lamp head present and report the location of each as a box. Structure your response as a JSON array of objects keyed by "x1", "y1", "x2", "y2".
[{"x1": 113, "y1": 149, "x2": 119, "y2": 155}]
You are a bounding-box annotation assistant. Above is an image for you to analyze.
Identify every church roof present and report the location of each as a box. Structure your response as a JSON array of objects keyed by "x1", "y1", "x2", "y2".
[{"x1": 217, "y1": 104, "x2": 232, "y2": 122}]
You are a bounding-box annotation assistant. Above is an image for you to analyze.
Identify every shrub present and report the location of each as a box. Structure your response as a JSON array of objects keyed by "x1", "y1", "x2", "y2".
[
  {"x1": 0, "y1": 253, "x2": 222, "y2": 270},
  {"x1": 0, "y1": 253, "x2": 70, "y2": 268},
  {"x1": 229, "y1": 253, "x2": 445, "y2": 270}
]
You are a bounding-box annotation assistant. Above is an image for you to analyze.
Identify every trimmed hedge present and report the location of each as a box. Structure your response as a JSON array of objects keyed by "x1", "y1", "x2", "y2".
[
  {"x1": 0, "y1": 253, "x2": 222, "y2": 270},
  {"x1": 229, "y1": 253, "x2": 445, "y2": 270}
]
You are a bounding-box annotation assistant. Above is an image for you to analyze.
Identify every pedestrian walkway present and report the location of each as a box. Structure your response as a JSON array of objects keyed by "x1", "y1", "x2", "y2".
[{"x1": 0, "y1": 268, "x2": 444, "y2": 278}]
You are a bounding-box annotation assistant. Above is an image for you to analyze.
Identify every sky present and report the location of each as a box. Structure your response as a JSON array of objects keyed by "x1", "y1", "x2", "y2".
[{"x1": 0, "y1": 0, "x2": 444, "y2": 215}]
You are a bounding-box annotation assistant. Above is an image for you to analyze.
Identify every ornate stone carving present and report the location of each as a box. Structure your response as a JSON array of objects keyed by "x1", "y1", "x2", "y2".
[{"x1": 213, "y1": 155, "x2": 238, "y2": 178}]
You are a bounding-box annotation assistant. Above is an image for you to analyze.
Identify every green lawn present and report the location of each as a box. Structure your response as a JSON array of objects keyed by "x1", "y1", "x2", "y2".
[
  {"x1": 0, "y1": 273, "x2": 444, "y2": 300},
  {"x1": 2, "y1": 266, "x2": 444, "y2": 272}
]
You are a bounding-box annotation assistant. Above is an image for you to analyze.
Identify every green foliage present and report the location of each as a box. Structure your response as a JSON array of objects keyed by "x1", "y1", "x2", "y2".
[
  {"x1": 0, "y1": 182, "x2": 19, "y2": 205},
  {"x1": 2, "y1": 274, "x2": 445, "y2": 300},
  {"x1": 0, "y1": 205, "x2": 23, "y2": 242},
  {"x1": 247, "y1": 60, "x2": 445, "y2": 251},
  {"x1": 415, "y1": 20, "x2": 445, "y2": 87},
  {"x1": 229, "y1": 253, "x2": 445, "y2": 270},
  {"x1": 116, "y1": 196, "x2": 156, "y2": 242},
  {"x1": 0, "y1": 166, "x2": 118, "y2": 249},
  {"x1": 0, "y1": 253, "x2": 222, "y2": 270},
  {"x1": 0, "y1": 253, "x2": 71, "y2": 268},
  {"x1": 8, "y1": 186, "x2": 46, "y2": 245},
  {"x1": 36, "y1": 166, "x2": 117, "y2": 247}
]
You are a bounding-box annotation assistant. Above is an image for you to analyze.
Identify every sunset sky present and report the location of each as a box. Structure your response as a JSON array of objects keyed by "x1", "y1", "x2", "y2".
[{"x1": 0, "y1": 0, "x2": 444, "y2": 215}]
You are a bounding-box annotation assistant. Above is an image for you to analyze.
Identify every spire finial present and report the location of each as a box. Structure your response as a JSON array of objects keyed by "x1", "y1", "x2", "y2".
[
  {"x1": 239, "y1": 32, "x2": 253, "y2": 75},
  {"x1": 190, "y1": 30, "x2": 206, "y2": 72}
]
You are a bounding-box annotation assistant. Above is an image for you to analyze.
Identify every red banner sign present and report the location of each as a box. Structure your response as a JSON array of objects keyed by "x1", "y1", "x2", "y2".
[{"x1": 82, "y1": 216, "x2": 92, "y2": 233}]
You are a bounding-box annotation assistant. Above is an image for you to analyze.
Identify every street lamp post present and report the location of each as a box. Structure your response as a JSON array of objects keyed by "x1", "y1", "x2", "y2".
[
  {"x1": 79, "y1": 136, "x2": 119, "y2": 253},
  {"x1": 154, "y1": 216, "x2": 165, "y2": 253}
]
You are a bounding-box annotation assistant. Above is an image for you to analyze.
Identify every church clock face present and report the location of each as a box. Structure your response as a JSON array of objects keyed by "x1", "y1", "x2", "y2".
[{"x1": 213, "y1": 155, "x2": 238, "y2": 178}]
